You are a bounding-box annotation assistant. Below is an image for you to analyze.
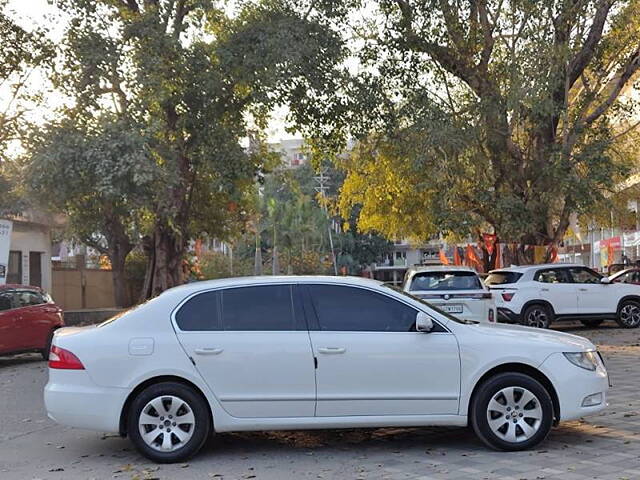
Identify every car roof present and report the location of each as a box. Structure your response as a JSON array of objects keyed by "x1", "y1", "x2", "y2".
[
  {"x1": 162, "y1": 275, "x2": 386, "y2": 296},
  {"x1": 0, "y1": 284, "x2": 43, "y2": 291},
  {"x1": 488, "y1": 263, "x2": 584, "y2": 274},
  {"x1": 406, "y1": 265, "x2": 477, "y2": 273}
]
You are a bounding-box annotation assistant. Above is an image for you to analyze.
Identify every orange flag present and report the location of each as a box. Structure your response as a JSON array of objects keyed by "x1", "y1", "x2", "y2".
[
  {"x1": 454, "y1": 247, "x2": 462, "y2": 266},
  {"x1": 494, "y1": 243, "x2": 502, "y2": 269},
  {"x1": 466, "y1": 245, "x2": 482, "y2": 270},
  {"x1": 439, "y1": 249, "x2": 450, "y2": 265}
]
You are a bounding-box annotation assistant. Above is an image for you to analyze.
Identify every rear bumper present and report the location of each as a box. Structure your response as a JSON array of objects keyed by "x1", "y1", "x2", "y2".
[
  {"x1": 44, "y1": 369, "x2": 128, "y2": 433},
  {"x1": 497, "y1": 307, "x2": 519, "y2": 323}
]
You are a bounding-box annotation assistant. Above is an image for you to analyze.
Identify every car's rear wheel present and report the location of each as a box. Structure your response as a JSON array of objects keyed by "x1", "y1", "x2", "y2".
[
  {"x1": 521, "y1": 304, "x2": 552, "y2": 329},
  {"x1": 580, "y1": 319, "x2": 604, "y2": 328},
  {"x1": 471, "y1": 372, "x2": 553, "y2": 451},
  {"x1": 127, "y1": 382, "x2": 210, "y2": 463},
  {"x1": 616, "y1": 300, "x2": 640, "y2": 328}
]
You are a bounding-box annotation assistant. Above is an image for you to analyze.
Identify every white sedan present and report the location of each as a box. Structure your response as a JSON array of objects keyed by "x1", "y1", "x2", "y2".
[{"x1": 45, "y1": 276, "x2": 608, "y2": 463}]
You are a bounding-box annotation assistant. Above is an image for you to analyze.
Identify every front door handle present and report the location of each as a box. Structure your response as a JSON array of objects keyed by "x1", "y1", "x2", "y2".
[
  {"x1": 194, "y1": 347, "x2": 224, "y2": 355},
  {"x1": 579, "y1": 288, "x2": 588, "y2": 292},
  {"x1": 318, "y1": 347, "x2": 346, "y2": 354},
  {"x1": 541, "y1": 288, "x2": 549, "y2": 292}
]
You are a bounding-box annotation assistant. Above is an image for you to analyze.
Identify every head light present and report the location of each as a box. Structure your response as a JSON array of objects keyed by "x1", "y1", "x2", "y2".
[{"x1": 563, "y1": 351, "x2": 599, "y2": 371}]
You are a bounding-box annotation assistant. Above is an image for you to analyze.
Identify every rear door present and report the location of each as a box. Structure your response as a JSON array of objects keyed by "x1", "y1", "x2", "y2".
[
  {"x1": 567, "y1": 267, "x2": 617, "y2": 314},
  {"x1": 533, "y1": 268, "x2": 578, "y2": 315},
  {"x1": 306, "y1": 284, "x2": 460, "y2": 417},
  {"x1": 174, "y1": 284, "x2": 317, "y2": 418}
]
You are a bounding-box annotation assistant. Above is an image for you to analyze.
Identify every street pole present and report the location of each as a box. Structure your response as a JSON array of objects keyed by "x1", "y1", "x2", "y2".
[{"x1": 314, "y1": 167, "x2": 339, "y2": 275}]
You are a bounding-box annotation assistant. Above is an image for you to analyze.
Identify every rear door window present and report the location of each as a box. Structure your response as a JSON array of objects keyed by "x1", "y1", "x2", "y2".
[
  {"x1": 0, "y1": 291, "x2": 14, "y2": 311},
  {"x1": 410, "y1": 271, "x2": 482, "y2": 291},
  {"x1": 534, "y1": 269, "x2": 570, "y2": 283},
  {"x1": 485, "y1": 272, "x2": 523, "y2": 285},
  {"x1": 175, "y1": 291, "x2": 221, "y2": 331},
  {"x1": 221, "y1": 285, "x2": 302, "y2": 331}
]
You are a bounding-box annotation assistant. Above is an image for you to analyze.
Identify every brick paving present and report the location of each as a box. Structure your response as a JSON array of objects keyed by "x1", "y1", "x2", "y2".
[{"x1": 0, "y1": 321, "x2": 639, "y2": 479}]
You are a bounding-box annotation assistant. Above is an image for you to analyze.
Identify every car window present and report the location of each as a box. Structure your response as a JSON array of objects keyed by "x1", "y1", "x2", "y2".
[
  {"x1": 485, "y1": 271, "x2": 523, "y2": 285},
  {"x1": 0, "y1": 291, "x2": 14, "y2": 311},
  {"x1": 410, "y1": 271, "x2": 482, "y2": 291},
  {"x1": 308, "y1": 284, "x2": 418, "y2": 332},
  {"x1": 15, "y1": 290, "x2": 45, "y2": 307},
  {"x1": 567, "y1": 267, "x2": 601, "y2": 284},
  {"x1": 534, "y1": 269, "x2": 569, "y2": 284},
  {"x1": 614, "y1": 271, "x2": 640, "y2": 284},
  {"x1": 175, "y1": 291, "x2": 221, "y2": 331},
  {"x1": 221, "y1": 285, "x2": 297, "y2": 331}
]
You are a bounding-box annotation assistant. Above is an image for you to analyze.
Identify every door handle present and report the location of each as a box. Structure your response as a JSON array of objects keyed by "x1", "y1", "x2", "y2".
[
  {"x1": 318, "y1": 347, "x2": 346, "y2": 354},
  {"x1": 579, "y1": 288, "x2": 588, "y2": 292},
  {"x1": 194, "y1": 347, "x2": 224, "y2": 355},
  {"x1": 541, "y1": 288, "x2": 549, "y2": 292}
]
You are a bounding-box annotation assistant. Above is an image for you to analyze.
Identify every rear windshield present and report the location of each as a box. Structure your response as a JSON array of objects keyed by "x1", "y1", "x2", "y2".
[
  {"x1": 485, "y1": 271, "x2": 523, "y2": 285},
  {"x1": 409, "y1": 271, "x2": 482, "y2": 291}
]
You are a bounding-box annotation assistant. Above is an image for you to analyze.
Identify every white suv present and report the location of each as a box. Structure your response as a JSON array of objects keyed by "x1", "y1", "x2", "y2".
[
  {"x1": 486, "y1": 263, "x2": 640, "y2": 329},
  {"x1": 403, "y1": 266, "x2": 496, "y2": 323}
]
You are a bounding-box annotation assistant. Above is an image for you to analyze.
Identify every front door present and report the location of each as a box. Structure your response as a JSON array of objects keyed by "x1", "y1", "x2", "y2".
[
  {"x1": 305, "y1": 284, "x2": 460, "y2": 417},
  {"x1": 175, "y1": 284, "x2": 316, "y2": 418},
  {"x1": 534, "y1": 268, "x2": 578, "y2": 315},
  {"x1": 567, "y1": 267, "x2": 617, "y2": 314}
]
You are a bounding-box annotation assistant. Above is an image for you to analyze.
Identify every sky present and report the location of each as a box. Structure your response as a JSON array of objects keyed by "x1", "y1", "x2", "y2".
[{"x1": 4, "y1": 0, "x2": 298, "y2": 143}]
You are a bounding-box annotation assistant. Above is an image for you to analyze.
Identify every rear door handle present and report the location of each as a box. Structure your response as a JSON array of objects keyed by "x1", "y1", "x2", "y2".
[
  {"x1": 318, "y1": 347, "x2": 346, "y2": 354},
  {"x1": 541, "y1": 288, "x2": 549, "y2": 292},
  {"x1": 194, "y1": 347, "x2": 224, "y2": 355},
  {"x1": 579, "y1": 288, "x2": 588, "y2": 292}
]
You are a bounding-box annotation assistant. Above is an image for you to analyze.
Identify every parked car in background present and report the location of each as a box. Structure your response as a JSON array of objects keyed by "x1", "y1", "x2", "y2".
[
  {"x1": 45, "y1": 276, "x2": 608, "y2": 462},
  {"x1": 403, "y1": 266, "x2": 496, "y2": 323},
  {"x1": 609, "y1": 268, "x2": 640, "y2": 285},
  {"x1": 487, "y1": 264, "x2": 640, "y2": 329},
  {"x1": 0, "y1": 285, "x2": 64, "y2": 359}
]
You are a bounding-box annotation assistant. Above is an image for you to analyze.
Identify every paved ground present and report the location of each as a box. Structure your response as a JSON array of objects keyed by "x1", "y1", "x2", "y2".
[{"x1": 1, "y1": 322, "x2": 640, "y2": 480}]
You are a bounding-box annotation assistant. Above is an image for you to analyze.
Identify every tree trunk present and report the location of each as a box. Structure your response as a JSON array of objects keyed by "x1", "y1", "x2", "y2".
[
  {"x1": 111, "y1": 252, "x2": 129, "y2": 308},
  {"x1": 140, "y1": 222, "x2": 188, "y2": 299}
]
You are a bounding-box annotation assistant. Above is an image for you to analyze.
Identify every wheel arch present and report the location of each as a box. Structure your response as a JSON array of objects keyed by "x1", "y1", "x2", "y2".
[
  {"x1": 616, "y1": 295, "x2": 640, "y2": 312},
  {"x1": 467, "y1": 363, "x2": 561, "y2": 425},
  {"x1": 521, "y1": 300, "x2": 555, "y2": 316},
  {"x1": 119, "y1": 375, "x2": 213, "y2": 437}
]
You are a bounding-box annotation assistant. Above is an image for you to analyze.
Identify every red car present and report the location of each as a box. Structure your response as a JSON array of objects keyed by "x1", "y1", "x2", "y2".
[{"x1": 0, "y1": 284, "x2": 64, "y2": 360}]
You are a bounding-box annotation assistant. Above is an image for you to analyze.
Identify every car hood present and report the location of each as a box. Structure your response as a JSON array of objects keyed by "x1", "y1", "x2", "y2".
[{"x1": 460, "y1": 321, "x2": 595, "y2": 352}]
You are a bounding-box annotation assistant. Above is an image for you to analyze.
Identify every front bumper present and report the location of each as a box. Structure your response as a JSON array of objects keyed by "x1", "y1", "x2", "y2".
[
  {"x1": 539, "y1": 352, "x2": 609, "y2": 421},
  {"x1": 44, "y1": 369, "x2": 128, "y2": 433}
]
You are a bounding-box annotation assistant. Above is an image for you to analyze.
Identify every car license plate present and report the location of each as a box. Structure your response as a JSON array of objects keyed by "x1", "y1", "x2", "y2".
[{"x1": 441, "y1": 304, "x2": 463, "y2": 314}]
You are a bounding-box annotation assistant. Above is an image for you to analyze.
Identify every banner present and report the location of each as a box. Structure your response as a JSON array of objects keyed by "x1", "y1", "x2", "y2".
[{"x1": 0, "y1": 219, "x2": 13, "y2": 285}]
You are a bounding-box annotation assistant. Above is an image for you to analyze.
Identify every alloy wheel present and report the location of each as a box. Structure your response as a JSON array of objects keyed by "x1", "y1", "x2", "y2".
[
  {"x1": 486, "y1": 386, "x2": 543, "y2": 443},
  {"x1": 525, "y1": 308, "x2": 548, "y2": 328},
  {"x1": 620, "y1": 303, "x2": 640, "y2": 327},
  {"x1": 138, "y1": 395, "x2": 196, "y2": 452}
]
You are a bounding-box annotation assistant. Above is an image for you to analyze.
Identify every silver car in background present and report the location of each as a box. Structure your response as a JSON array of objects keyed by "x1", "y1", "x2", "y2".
[{"x1": 403, "y1": 266, "x2": 496, "y2": 323}]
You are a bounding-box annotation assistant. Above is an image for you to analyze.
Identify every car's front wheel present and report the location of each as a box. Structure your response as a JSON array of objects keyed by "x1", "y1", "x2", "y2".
[
  {"x1": 616, "y1": 300, "x2": 640, "y2": 328},
  {"x1": 471, "y1": 372, "x2": 553, "y2": 451},
  {"x1": 127, "y1": 382, "x2": 211, "y2": 463}
]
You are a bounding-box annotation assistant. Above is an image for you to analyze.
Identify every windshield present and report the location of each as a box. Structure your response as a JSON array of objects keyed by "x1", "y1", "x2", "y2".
[
  {"x1": 410, "y1": 271, "x2": 482, "y2": 291},
  {"x1": 485, "y1": 271, "x2": 523, "y2": 285},
  {"x1": 385, "y1": 284, "x2": 476, "y2": 324}
]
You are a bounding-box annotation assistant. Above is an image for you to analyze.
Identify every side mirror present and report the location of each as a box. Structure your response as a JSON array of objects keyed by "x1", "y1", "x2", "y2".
[
  {"x1": 601, "y1": 277, "x2": 611, "y2": 285},
  {"x1": 416, "y1": 312, "x2": 434, "y2": 333}
]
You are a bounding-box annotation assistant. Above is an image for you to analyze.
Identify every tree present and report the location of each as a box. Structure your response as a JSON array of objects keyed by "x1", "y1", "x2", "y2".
[
  {"x1": 27, "y1": 115, "x2": 153, "y2": 307},
  {"x1": 285, "y1": 1, "x2": 640, "y2": 253}
]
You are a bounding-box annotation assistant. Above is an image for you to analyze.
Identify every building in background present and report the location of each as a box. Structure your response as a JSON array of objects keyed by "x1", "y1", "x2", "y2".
[{"x1": 269, "y1": 138, "x2": 308, "y2": 168}]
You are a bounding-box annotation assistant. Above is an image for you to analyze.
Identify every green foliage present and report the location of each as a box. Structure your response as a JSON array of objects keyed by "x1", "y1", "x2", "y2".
[{"x1": 279, "y1": 1, "x2": 640, "y2": 246}]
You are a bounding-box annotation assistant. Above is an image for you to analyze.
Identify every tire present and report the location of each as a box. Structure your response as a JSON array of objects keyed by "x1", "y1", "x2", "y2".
[
  {"x1": 580, "y1": 319, "x2": 604, "y2": 328},
  {"x1": 521, "y1": 304, "x2": 553, "y2": 329},
  {"x1": 127, "y1": 382, "x2": 211, "y2": 463},
  {"x1": 616, "y1": 300, "x2": 640, "y2": 328},
  {"x1": 40, "y1": 330, "x2": 55, "y2": 361},
  {"x1": 471, "y1": 372, "x2": 554, "y2": 451}
]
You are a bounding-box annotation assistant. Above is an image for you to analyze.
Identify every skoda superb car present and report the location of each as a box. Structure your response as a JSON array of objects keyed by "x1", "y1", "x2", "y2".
[{"x1": 45, "y1": 276, "x2": 608, "y2": 463}]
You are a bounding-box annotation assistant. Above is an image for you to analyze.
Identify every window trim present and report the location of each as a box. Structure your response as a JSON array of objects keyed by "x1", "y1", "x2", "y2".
[{"x1": 171, "y1": 283, "x2": 308, "y2": 333}]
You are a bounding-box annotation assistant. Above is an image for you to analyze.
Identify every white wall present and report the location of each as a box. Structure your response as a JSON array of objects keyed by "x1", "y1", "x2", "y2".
[{"x1": 9, "y1": 220, "x2": 52, "y2": 291}]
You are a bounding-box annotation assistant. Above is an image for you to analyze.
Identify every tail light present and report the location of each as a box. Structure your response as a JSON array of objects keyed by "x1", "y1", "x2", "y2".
[
  {"x1": 49, "y1": 346, "x2": 85, "y2": 370},
  {"x1": 502, "y1": 292, "x2": 515, "y2": 302},
  {"x1": 488, "y1": 309, "x2": 495, "y2": 323}
]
